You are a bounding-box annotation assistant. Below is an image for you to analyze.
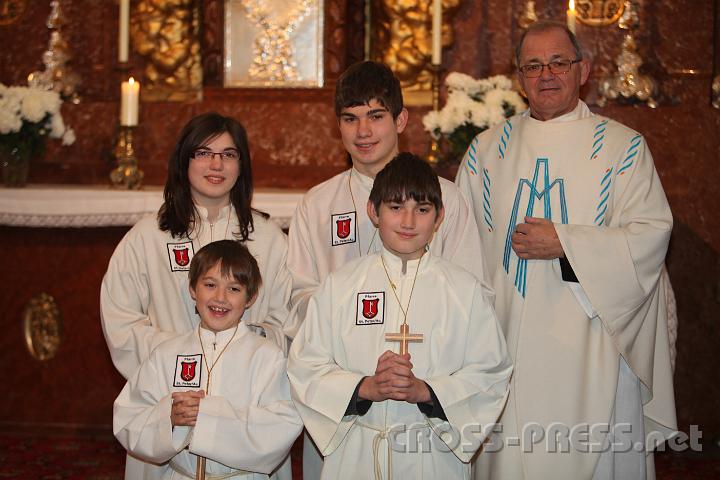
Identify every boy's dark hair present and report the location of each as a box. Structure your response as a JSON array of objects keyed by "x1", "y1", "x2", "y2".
[
  {"x1": 334, "y1": 61, "x2": 404, "y2": 118},
  {"x1": 188, "y1": 240, "x2": 261, "y2": 300},
  {"x1": 158, "y1": 112, "x2": 265, "y2": 242},
  {"x1": 369, "y1": 152, "x2": 442, "y2": 213}
]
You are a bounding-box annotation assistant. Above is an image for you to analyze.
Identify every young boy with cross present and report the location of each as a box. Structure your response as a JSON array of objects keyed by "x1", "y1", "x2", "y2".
[
  {"x1": 114, "y1": 240, "x2": 302, "y2": 479},
  {"x1": 287, "y1": 153, "x2": 512, "y2": 479}
]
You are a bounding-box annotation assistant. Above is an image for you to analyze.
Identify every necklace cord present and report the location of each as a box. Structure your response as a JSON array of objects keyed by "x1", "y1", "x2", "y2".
[
  {"x1": 198, "y1": 323, "x2": 240, "y2": 393},
  {"x1": 380, "y1": 252, "x2": 424, "y2": 327},
  {"x1": 348, "y1": 171, "x2": 378, "y2": 257}
]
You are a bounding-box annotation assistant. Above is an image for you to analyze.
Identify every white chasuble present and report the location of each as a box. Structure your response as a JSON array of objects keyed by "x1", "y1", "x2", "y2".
[
  {"x1": 287, "y1": 249, "x2": 512, "y2": 480},
  {"x1": 114, "y1": 324, "x2": 303, "y2": 479},
  {"x1": 456, "y1": 102, "x2": 677, "y2": 479}
]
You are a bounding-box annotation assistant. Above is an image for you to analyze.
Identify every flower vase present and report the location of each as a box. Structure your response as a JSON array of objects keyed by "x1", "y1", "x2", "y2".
[{"x1": 1, "y1": 149, "x2": 31, "y2": 187}]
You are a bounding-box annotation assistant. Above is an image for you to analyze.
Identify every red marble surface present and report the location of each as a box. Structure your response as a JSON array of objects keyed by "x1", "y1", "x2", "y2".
[{"x1": 0, "y1": 0, "x2": 718, "y2": 439}]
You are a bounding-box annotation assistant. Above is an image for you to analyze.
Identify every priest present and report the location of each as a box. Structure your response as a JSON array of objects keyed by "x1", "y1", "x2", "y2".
[{"x1": 455, "y1": 21, "x2": 677, "y2": 479}]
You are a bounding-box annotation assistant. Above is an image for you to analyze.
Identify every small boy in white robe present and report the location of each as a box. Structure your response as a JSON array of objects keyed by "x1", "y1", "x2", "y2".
[
  {"x1": 114, "y1": 240, "x2": 303, "y2": 479},
  {"x1": 287, "y1": 153, "x2": 513, "y2": 479}
]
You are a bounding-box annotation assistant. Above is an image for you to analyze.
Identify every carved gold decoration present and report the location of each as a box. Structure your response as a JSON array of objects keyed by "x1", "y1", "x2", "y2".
[
  {"x1": 518, "y1": 0, "x2": 538, "y2": 29},
  {"x1": 130, "y1": 0, "x2": 202, "y2": 102},
  {"x1": 27, "y1": 0, "x2": 81, "y2": 103},
  {"x1": 712, "y1": 75, "x2": 720, "y2": 109},
  {"x1": 23, "y1": 293, "x2": 63, "y2": 361},
  {"x1": 597, "y1": 0, "x2": 658, "y2": 108},
  {"x1": 369, "y1": 0, "x2": 460, "y2": 106},
  {"x1": 111, "y1": 126, "x2": 144, "y2": 189},
  {"x1": 0, "y1": 0, "x2": 26, "y2": 25},
  {"x1": 575, "y1": 0, "x2": 625, "y2": 27}
]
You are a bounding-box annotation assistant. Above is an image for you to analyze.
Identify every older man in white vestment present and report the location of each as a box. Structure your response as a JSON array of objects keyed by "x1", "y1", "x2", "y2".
[{"x1": 455, "y1": 21, "x2": 677, "y2": 479}]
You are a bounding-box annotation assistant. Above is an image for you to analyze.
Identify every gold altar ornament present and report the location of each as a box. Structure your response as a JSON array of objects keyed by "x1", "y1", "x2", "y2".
[
  {"x1": 518, "y1": 1, "x2": 538, "y2": 29},
  {"x1": 0, "y1": 0, "x2": 26, "y2": 25},
  {"x1": 369, "y1": 0, "x2": 459, "y2": 105},
  {"x1": 130, "y1": 0, "x2": 202, "y2": 102},
  {"x1": 23, "y1": 293, "x2": 63, "y2": 361},
  {"x1": 27, "y1": 0, "x2": 81, "y2": 103},
  {"x1": 224, "y1": 0, "x2": 324, "y2": 87},
  {"x1": 575, "y1": 0, "x2": 625, "y2": 27},
  {"x1": 713, "y1": 75, "x2": 720, "y2": 110},
  {"x1": 597, "y1": 0, "x2": 658, "y2": 108}
]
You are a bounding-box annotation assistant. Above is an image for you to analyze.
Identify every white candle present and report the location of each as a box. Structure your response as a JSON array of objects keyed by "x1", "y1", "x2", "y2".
[
  {"x1": 120, "y1": 77, "x2": 140, "y2": 126},
  {"x1": 567, "y1": 0, "x2": 577, "y2": 34},
  {"x1": 119, "y1": 0, "x2": 130, "y2": 62},
  {"x1": 432, "y1": 0, "x2": 442, "y2": 65}
]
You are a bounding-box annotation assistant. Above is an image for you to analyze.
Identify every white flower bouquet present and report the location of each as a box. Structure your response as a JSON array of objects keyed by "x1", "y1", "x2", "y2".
[
  {"x1": 0, "y1": 84, "x2": 75, "y2": 185},
  {"x1": 422, "y1": 73, "x2": 526, "y2": 162}
]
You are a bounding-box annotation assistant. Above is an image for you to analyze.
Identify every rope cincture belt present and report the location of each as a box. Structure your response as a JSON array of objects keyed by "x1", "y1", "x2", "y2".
[
  {"x1": 356, "y1": 421, "x2": 429, "y2": 480},
  {"x1": 170, "y1": 458, "x2": 252, "y2": 479}
]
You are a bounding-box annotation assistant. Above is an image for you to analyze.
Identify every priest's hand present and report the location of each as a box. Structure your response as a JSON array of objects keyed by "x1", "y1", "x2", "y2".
[
  {"x1": 359, "y1": 351, "x2": 418, "y2": 402},
  {"x1": 171, "y1": 390, "x2": 205, "y2": 427},
  {"x1": 512, "y1": 216, "x2": 565, "y2": 260}
]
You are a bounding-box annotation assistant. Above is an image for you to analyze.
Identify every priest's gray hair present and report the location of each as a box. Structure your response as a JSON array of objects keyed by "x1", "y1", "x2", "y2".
[{"x1": 515, "y1": 20, "x2": 584, "y2": 67}]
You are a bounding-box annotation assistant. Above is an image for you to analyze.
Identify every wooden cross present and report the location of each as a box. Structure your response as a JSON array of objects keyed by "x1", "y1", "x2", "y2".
[{"x1": 385, "y1": 323, "x2": 423, "y2": 355}]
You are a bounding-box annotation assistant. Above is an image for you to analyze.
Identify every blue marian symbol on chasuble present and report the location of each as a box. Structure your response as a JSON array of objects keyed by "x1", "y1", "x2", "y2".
[{"x1": 503, "y1": 158, "x2": 568, "y2": 297}]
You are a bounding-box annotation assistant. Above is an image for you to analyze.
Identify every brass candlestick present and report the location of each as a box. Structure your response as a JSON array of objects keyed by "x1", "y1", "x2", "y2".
[
  {"x1": 110, "y1": 126, "x2": 144, "y2": 189},
  {"x1": 426, "y1": 64, "x2": 443, "y2": 165}
]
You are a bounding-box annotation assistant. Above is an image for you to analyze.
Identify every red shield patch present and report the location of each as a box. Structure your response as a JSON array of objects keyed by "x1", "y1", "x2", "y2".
[
  {"x1": 336, "y1": 218, "x2": 351, "y2": 239},
  {"x1": 362, "y1": 298, "x2": 379, "y2": 319},
  {"x1": 174, "y1": 248, "x2": 190, "y2": 267},
  {"x1": 181, "y1": 361, "x2": 197, "y2": 381}
]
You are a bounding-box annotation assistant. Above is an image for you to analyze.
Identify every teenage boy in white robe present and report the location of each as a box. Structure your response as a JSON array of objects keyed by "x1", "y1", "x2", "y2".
[
  {"x1": 114, "y1": 240, "x2": 302, "y2": 479},
  {"x1": 288, "y1": 153, "x2": 512, "y2": 479},
  {"x1": 286, "y1": 60, "x2": 489, "y2": 479}
]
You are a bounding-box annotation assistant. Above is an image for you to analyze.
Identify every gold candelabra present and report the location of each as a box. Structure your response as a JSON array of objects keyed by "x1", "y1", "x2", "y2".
[
  {"x1": 426, "y1": 64, "x2": 442, "y2": 165},
  {"x1": 110, "y1": 126, "x2": 144, "y2": 189}
]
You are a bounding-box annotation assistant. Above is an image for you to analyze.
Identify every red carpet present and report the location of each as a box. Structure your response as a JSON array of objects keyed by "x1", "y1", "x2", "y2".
[{"x1": 0, "y1": 428, "x2": 717, "y2": 479}]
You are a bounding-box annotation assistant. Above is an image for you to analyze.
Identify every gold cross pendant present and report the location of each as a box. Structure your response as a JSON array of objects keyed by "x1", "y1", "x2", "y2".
[{"x1": 385, "y1": 323, "x2": 423, "y2": 355}]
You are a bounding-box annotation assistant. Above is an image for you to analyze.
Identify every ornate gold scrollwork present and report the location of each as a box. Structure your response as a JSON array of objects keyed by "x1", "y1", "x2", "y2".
[
  {"x1": 369, "y1": 0, "x2": 460, "y2": 105},
  {"x1": 23, "y1": 293, "x2": 63, "y2": 361},
  {"x1": 575, "y1": 0, "x2": 625, "y2": 27},
  {"x1": 130, "y1": 0, "x2": 202, "y2": 102}
]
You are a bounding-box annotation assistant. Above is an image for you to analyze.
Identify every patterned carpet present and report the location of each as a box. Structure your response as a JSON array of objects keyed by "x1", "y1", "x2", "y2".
[{"x1": 0, "y1": 429, "x2": 718, "y2": 479}]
